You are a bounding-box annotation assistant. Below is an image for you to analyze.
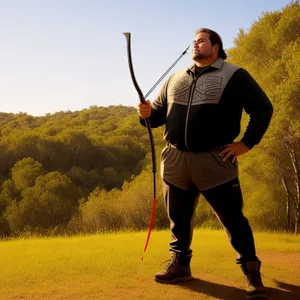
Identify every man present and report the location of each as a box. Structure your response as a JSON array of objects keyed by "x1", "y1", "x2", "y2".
[{"x1": 137, "y1": 28, "x2": 273, "y2": 300}]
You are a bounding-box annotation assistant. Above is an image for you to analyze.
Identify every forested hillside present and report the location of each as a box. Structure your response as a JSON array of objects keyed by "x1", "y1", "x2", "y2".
[
  {"x1": 0, "y1": 106, "x2": 165, "y2": 236},
  {"x1": 0, "y1": 1, "x2": 299, "y2": 237}
]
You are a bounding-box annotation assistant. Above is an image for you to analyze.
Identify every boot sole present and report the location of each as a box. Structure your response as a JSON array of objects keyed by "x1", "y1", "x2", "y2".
[{"x1": 155, "y1": 276, "x2": 194, "y2": 284}]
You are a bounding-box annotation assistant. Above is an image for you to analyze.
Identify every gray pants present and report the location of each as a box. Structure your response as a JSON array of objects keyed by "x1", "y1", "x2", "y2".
[
  {"x1": 161, "y1": 146, "x2": 258, "y2": 264},
  {"x1": 161, "y1": 144, "x2": 238, "y2": 191}
]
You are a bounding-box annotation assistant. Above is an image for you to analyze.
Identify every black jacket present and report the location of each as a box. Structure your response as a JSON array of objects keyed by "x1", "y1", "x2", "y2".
[{"x1": 141, "y1": 59, "x2": 273, "y2": 152}]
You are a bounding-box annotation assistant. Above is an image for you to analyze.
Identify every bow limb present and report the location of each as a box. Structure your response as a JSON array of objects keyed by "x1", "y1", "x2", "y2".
[
  {"x1": 123, "y1": 32, "x2": 157, "y2": 190},
  {"x1": 123, "y1": 32, "x2": 146, "y2": 104},
  {"x1": 123, "y1": 32, "x2": 157, "y2": 255}
]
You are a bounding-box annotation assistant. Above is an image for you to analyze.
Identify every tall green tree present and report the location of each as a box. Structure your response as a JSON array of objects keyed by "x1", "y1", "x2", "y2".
[{"x1": 228, "y1": 0, "x2": 300, "y2": 233}]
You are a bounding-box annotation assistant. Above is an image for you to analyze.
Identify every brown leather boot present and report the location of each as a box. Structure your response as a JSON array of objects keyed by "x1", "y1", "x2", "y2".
[
  {"x1": 154, "y1": 252, "x2": 193, "y2": 284},
  {"x1": 241, "y1": 261, "x2": 267, "y2": 299}
]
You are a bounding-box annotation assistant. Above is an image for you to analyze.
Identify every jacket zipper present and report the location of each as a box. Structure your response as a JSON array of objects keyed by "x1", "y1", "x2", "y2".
[{"x1": 184, "y1": 67, "x2": 209, "y2": 151}]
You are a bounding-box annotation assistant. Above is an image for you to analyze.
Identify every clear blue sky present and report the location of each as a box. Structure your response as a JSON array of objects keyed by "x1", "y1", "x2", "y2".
[{"x1": 0, "y1": 0, "x2": 292, "y2": 116}]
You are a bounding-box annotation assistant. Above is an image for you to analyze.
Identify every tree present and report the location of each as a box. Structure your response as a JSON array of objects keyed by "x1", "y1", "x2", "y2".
[
  {"x1": 11, "y1": 157, "x2": 45, "y2": 192},
  {"x1": 227, "y1": 1, "x2": 300, "y2": 233},
  {"x1": 0, "y1": 179, "x2": 19, "y2": 213},
  {"x1": 6, "y1": 172, "x2": 82, "y2": 234}
]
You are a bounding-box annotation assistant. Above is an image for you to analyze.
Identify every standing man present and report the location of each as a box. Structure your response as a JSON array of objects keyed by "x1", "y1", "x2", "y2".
[{"x1": 137, "y1": 28, "x2": 273, "y2": 299}]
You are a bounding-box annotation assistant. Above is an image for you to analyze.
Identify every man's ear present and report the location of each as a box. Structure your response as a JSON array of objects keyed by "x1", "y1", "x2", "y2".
[{"x1": 213, "y1": 43, "x2": 219, "y2": 53}]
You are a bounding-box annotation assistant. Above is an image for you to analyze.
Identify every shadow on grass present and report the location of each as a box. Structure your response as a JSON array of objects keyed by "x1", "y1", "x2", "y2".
[{"x1": 176, "y1": 278, "x2": 300, "y2": 300}]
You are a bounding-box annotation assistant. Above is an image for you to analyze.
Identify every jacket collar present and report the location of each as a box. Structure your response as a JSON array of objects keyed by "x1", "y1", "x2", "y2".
[{"x1": 186, "y1": 58, "x2": 224, "y2": 74}]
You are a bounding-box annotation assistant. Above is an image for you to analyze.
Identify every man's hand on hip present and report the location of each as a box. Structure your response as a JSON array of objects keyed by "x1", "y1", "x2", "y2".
[{"x1": 218, "y1": 141, "x2": 250, "y2": 163}]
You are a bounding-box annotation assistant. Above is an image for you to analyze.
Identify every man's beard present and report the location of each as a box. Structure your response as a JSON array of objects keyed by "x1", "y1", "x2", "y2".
[{"x1": 192, "y1": 51, "x2": 212, "y2": 61}]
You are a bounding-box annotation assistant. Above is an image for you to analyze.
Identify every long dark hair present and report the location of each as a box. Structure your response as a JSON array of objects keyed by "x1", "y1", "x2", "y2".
[{"x1": 195, "y1": 28, "x2": 227, "y2": 60}]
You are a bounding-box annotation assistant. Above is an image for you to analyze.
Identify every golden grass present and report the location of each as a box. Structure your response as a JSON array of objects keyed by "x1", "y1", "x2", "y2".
[{"x1": 0, "y1": 229, "x2": 299, "y2": 300}]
